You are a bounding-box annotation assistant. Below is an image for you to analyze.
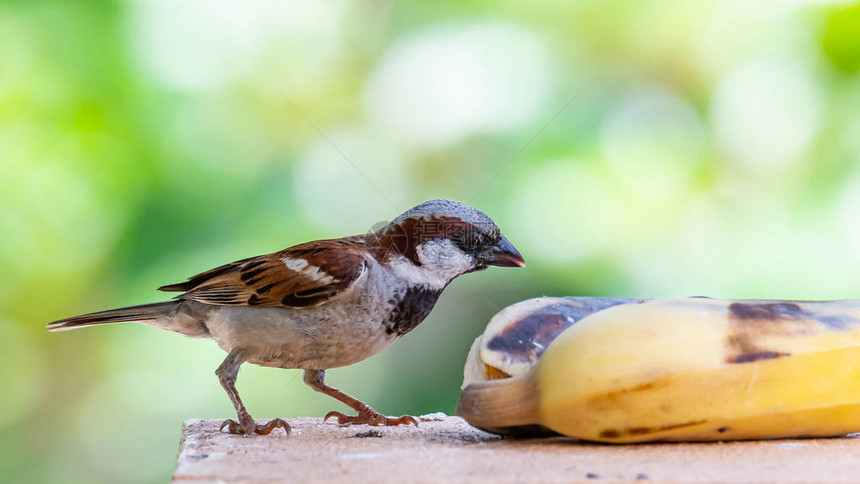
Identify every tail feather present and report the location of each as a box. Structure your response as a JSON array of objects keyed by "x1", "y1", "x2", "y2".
[{"x1": 47, "y1": 301, "x2": 180, "y2": 332}]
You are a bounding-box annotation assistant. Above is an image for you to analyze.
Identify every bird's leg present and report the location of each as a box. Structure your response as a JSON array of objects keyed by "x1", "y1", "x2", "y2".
[
  {"x1": 303, "y1": 369, "x2": 418, "y2": 427},
  {"x1": 217, "y1": 349, "x2": 291, "y2": 436}
]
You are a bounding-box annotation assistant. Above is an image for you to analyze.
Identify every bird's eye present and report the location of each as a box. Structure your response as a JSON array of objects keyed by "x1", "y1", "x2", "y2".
[{"x1": 464, "y1": 233, "x2": 481, "y2": 249}]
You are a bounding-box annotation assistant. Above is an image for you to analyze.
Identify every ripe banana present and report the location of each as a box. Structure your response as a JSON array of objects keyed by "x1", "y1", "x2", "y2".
[{"x1": 457, "y1": 297, "x2": 860, "y2": 442}]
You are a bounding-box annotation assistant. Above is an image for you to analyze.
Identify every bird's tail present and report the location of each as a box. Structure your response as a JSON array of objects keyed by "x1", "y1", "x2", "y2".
[{"x1": 47, "y1": 301, "x2": 182, "y2": 332}]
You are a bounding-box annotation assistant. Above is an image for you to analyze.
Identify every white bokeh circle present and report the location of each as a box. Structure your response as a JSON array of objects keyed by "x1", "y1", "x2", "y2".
[
  {"x1": 712, "y1": 59, "x2": 822, "y2": 171},
  {"x1": 364, "y1": 22, "x2": 553, "y2": 150}
]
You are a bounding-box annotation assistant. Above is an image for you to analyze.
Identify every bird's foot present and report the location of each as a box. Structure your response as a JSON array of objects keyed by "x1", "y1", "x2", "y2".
[
  {"x1": 324, "y1": 408, "x2": 418, "y2": 427},
  {"x1": 219, "y1": 417, "x2": 291, "y2": 436}
]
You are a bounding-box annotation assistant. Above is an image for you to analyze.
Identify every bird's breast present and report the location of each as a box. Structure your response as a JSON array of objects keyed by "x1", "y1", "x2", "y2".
[{"x1": 383, "y1": 285, "x2": 444, "y2": 337}]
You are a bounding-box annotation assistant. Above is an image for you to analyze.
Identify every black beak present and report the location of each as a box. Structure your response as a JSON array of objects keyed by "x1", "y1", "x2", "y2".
[{"x1": 486, "y1": 234, "x2": 525, "y2": 268}]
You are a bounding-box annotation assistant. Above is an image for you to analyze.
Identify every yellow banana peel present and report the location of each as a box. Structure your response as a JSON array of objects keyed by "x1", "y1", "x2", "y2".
[{"x1": 457, "y1": 297, "x2": 860, "y2": 442}]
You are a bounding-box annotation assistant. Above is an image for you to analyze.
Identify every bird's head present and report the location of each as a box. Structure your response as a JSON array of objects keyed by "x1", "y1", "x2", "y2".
[{"x1": 369, "y1": 199, "x2": 524, "y2": 286}]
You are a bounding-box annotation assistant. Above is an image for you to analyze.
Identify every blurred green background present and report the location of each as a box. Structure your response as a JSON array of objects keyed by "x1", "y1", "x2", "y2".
[{"x1": 3, "y1": 0, "x2": 860, "y2": 482}]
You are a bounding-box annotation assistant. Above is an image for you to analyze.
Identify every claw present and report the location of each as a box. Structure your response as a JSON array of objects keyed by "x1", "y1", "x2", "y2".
[
  {"x1": 219, "y1": 418, "x2": 291, "y2": 436},
  {"x1": 324, "y1": 411, "x2": 348, "y2": 424},
  {"x1": 324, "y1": 410, "x2": 419, "y2": 427},
  {"x1": 220, "y1": 419, "x2": 236, "y2": 433},
  {"x1": 256, "y1": 418, "x2": 291, "y2": 436}
]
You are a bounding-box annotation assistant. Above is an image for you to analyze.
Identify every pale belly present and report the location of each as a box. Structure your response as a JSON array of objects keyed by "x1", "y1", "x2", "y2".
[{"x1": 203, "y1": 302, "x2": 396, "y2": 370}]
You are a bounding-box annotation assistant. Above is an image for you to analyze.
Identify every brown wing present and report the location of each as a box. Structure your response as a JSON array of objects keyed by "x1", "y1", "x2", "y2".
[{"x1": 158, "y1": 237, "x2": 368, "y2": 308}]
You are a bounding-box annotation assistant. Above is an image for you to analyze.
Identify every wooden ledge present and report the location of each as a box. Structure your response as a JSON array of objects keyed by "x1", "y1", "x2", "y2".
[{"x1": 174, "y1": 416, "x2": 860, "y2": 483}]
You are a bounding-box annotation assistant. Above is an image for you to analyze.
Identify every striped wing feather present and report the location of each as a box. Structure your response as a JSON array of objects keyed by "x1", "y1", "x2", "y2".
[{"x1": 158, "y1": 237, "x2": 368, "y2": 308}]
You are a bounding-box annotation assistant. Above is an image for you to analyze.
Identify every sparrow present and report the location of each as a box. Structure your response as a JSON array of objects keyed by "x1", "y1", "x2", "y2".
[{"x1": 48, "y1": 199, "x2": 525, "y2": 436}]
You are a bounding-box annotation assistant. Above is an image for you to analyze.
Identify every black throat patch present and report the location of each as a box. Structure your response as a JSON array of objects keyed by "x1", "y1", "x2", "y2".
[{"x1": 384, "y1": 285, "x2": 444, "y2": 337}]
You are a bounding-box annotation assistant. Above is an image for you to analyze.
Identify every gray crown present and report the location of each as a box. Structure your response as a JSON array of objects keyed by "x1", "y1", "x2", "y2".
[{"x1": 393, "y1": 199, "x2": 495, "y2": 226}]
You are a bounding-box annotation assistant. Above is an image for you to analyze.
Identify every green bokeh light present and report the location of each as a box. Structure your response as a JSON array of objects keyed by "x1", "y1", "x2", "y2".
[{"x1": 3, "y1": 1, "x2": 860, "y2": 482}]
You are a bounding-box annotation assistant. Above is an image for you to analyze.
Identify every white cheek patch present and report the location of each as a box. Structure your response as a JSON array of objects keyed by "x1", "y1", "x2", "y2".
[
  {"x1": 417, "y1": 239, "x2": 474, "y2": 279},
  {"x1": 386, "y1": 240, "x2": 475, "y2": 288},
  {"x1": 281, "y1": 258, "x2": 336, "y2": 284}
]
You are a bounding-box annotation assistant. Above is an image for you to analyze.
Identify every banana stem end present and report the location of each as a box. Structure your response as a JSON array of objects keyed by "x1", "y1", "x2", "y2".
[{"x1": 456, "y1": 372, "x2": 540, "y2": 431}]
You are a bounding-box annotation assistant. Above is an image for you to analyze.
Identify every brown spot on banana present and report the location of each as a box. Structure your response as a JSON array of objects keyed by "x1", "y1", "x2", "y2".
[
  {"x1": 485, "y1": 309, "x2": 572, "y2": 361},
  {"x1": 481, "y1": 297, "x2": 647, "y2": 375},
  {"x1": 729, "y1": 302, "x2": 805, "y2": 320},
  {"x1": 727, "y1": 350, "x2": 788, "y2": 364},
  {"x1": 724, "y1": 302, "x2": 814, "y2": 364},
  {"x1": 599, "y1": 419, "x2": 707, "y2": 440},
  {"x1": 593, "y1": 382, "x2": 658, "y2": 404}
]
